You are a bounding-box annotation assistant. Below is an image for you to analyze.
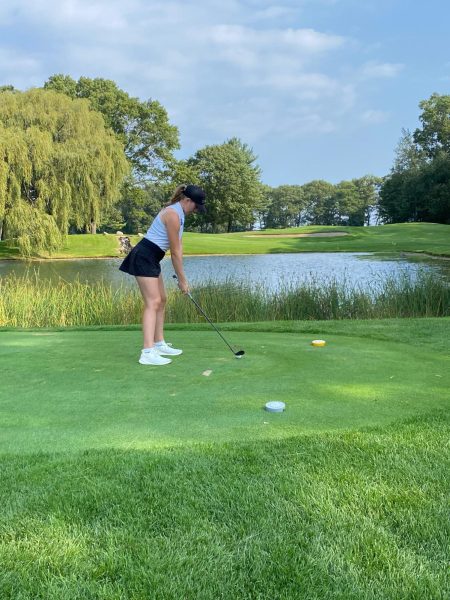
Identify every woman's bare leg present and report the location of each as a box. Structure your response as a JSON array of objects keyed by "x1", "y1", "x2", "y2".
[
  {"x1": 136, "y1": 276, "x2": 162, "y2": 349},
  {"x1": 155, "y1": 274, "x2": 167, "y2": 343}
]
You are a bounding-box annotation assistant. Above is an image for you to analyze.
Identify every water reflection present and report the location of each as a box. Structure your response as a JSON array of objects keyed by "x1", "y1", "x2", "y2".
[{"x1": 1, "y1": 252, "x2": 449, "y2": 291}]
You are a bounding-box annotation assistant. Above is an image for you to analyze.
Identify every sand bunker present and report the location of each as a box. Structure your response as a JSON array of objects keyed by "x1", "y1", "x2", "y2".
[{"x1": 245, "y1": 232, "x2": 349, "y2": 238}]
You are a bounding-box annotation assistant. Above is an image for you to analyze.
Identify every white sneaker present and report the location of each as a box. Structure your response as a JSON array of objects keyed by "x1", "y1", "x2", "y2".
[
  {"x1": 155, "y1": 341, "x2": 183, "y2": 356},
  {"x1": 139, "y1": 348, "x2": 172, "y2": 366}
]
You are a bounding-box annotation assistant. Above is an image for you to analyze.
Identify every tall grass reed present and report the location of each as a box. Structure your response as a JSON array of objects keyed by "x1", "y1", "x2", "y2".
[{"x1": 0, "y1": 270, "x2": 448, "y2": 328}]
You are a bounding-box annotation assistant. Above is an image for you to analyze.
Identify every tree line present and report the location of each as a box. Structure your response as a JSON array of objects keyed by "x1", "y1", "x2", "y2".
[
  {"x1": 0, "y1": 75, "x2": 448, "y2": 256},
  {"x1": 257, "y1": 176, "x2": 381, "y2": 230},
  {"x1": 379, "y1": 94, "x2": 450, "y2": 225}
]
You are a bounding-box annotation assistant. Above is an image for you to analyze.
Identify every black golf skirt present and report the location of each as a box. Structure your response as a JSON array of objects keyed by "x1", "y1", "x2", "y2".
[{"x1": 119, "y1": 238, "x2": 166, "y2": 277}]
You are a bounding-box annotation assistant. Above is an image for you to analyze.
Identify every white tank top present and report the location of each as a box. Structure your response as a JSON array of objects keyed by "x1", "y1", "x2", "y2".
[{"x1": 144, "y1": 202, "x2": 185, "y2": 251}]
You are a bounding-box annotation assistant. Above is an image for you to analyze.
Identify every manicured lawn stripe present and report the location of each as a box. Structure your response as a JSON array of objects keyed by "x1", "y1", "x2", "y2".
[{"x1": 0, "y1": 416, "x2": 448, "y2": 599}]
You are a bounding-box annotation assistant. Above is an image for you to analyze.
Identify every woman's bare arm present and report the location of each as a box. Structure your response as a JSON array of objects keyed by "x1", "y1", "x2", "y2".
[{"x1": 161, "y1": 210, "x2": 189, "y2": 293}]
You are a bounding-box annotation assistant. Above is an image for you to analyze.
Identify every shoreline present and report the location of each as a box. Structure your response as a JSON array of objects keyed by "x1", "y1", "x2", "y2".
[
  {"x1": 1, "y1": 250, "x2": 450, "y2": 262},
  {"x1": 401, "y1": 251, "x2": 450, "y2": 261}
]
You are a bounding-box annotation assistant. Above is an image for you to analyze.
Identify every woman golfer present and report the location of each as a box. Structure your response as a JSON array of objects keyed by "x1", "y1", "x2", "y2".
[{"x1": 119, "y1": 184, "x2": 206, "y2": 365}]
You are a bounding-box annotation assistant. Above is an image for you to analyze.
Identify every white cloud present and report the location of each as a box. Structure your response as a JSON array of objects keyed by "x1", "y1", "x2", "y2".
[
  {"x1": 208, "y1": 25, "x2": 345, "y2": 63},
  {"x1": 0, "y1": 0, "x2": 409, "y2": 181},
  {"x1": 200, "y1": 95, "x2": 338, "y2": 143},
  {"x1": 360, "y1": 61, "x2": 404, "y2": 79},
  {"x1": 43, "y1": 7, "x2": 350, "y2": 140},
  {"x1": 251, "y1": 5, "x2": 297, "y2": 21},
  {"x1": 360, "y1": 109, "x2": 389, "y2": 124}
]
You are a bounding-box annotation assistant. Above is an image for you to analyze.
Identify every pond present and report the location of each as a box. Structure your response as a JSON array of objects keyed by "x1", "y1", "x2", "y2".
[{"x1": 1, "y1": 252, "x2": 449, "y2": 291}]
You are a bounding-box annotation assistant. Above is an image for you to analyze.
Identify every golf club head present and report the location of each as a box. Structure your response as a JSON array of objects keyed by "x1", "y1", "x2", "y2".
[{"x1": 173, "y1": 273, "x2": 244, "y2": 359}]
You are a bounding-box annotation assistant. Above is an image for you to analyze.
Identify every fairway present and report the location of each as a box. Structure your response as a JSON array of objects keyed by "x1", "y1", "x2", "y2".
[
  {"x1": 1, "y1": 326, "x2": 448, "y2": 454},
  {"x1": 2, "y1": 222, "x2": 449, "y2": 259}
]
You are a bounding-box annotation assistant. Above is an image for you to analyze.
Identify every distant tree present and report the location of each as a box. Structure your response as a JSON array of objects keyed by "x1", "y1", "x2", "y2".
[
  {"x1": 188, "y1": 138, "x2": 263, "y2": 232},
  {"x1": 43, "y1": 74, "x2": 77, "y2": 98},
  {"x1": 413, "y1": 153, "x2": 450, "y2": 223},
  {"x1": 392, "y1": 129, "x2": 426, "y2": 173},
  {"x1": 111, "y1": 181, "x2": 149, "y2": 234},
  {"x1": 301, "y1": 180, "x2": 335, "y2": 225},
  {"x1": 253, "y1": 184, "x2": 272, "y2": 230},
  {"x1": 413, "y1": 93, "x2": 450, "y2": 159},
  {"x1": 350, "y1": 175, "x2": 382, "y2": 226},
  {"x1": 113, "y1": 179, "x2": 163, "y2": 234},
  {"x1": 379, "y1": 172, "x2": 412, "y2": 223},
  {"x1": 264, "y1": 185, "x2": 305, "y2": 229},
  {"x1": 421, "y1": 152, "x2": 450, "y2": 225},
  {"x1": 0, "y1": 89, "x2": 129, "y2": 255},
  {"x1": 379, "y1": 164, "x2": 450, "y2": 224},
  {"x1": 330, "y1": 181, "x2": 359, "y2": 225},
  {"x1": 380, "y1": 93, "x2": 450, "y2": 224},
  {"x1": 263, "y1": 187, "x2": 288, "y2": 229},
  {"x1": 100, "y1": 203, "x2": 126, "y2": 234}
]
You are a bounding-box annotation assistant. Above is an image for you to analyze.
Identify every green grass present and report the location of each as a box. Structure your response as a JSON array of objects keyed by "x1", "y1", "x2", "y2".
[
  {"x1": 1, "y1": 222, "x2": 450, "y2": 258},
  {"x1": 0, "y1": 319, "x2": 449, "y2": 598},
  {"x1": 1, "y1": 418, "x2": 448, "y2": 599},
  {"x1": 1, "y1": 320, "x2": 449, "y2": 452},
  {"x1": 182, "y1": 223, "x2": 450, "y2": 257},
  {"x1": 0, "y1": 232, "x2": 119, "y2": 259}
]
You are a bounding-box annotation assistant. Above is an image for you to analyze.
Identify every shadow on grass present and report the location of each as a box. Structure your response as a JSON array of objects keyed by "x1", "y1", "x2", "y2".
[{"x1": 1, "y1": 414, "x2": 448, "y2": 600}]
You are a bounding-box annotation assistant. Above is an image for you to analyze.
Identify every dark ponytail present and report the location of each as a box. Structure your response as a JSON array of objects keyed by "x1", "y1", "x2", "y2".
[{"x1": 166, "y1": 185, "x2": 186, "y2": 206}]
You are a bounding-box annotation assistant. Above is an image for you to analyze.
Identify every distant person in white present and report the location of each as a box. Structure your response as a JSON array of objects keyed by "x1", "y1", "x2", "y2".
[{"x1": 119, "y1": 184, "x2": 206, "y2": 365}]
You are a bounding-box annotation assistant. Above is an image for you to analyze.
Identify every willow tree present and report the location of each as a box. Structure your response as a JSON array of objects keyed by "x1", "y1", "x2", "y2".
[{"x1": 0, "y1": 89, "x2": 129, "y2": 255}]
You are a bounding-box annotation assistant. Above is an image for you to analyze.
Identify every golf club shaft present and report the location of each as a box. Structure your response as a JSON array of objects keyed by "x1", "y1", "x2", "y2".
[
  {"x1": 173, "y1": 275, "x2": 238, "y2": 355},
  {"x1": 187, "y1": 292, "x2": 238, "y2": 355}
]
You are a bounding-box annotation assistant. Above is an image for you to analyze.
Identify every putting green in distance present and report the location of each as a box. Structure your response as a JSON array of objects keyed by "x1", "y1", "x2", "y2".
[{"x1": 1, "y1": 325, "x2": 448, "y2": 454}]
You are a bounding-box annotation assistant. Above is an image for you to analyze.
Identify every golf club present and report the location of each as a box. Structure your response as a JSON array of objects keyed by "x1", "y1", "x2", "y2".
[{"x1": 173, "y1": 275, "x2": 245, "y2": 358}]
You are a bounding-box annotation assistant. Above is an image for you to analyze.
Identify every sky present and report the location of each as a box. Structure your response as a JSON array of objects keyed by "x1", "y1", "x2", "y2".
[{"x1": 0, "y1": 0, "x2": 449, "y2": 187}]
